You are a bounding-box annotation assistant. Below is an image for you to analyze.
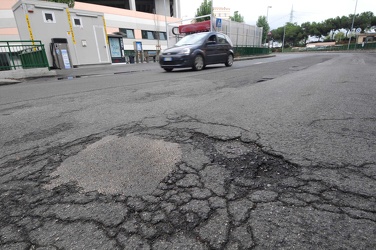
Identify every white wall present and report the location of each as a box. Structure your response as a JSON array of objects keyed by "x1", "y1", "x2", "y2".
[{"x1": 12, "y1": 0, "x2": 110, "y2": 67}]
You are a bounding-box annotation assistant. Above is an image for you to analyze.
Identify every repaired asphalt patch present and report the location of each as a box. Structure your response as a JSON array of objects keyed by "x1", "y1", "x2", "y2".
[{"x1": 44, "y1": 134, "x2": 182, "y2": 196}]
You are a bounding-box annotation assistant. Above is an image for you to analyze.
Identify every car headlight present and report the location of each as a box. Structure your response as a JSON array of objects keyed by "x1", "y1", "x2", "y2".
[{"x1": 179, "y1": 48, "x2": 190, "y2": 55}]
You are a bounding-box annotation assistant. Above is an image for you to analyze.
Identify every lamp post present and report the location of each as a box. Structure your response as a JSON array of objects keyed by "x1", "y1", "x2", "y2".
[
  {"x1": 266, "y1": 6, "x2": 272, "y2": 22},
  {"x1": 265, "y1": 6, "x2": 272, "y2": 46},
  {"x1": 163, "y1": 0, "x2": 169, "y2": 47},
  {"x1": 347, "y1": 0, "x2": 358, "y2": 50},
  {"x1": 211, "y1": 0, "x2": 215, "y2": 31}
]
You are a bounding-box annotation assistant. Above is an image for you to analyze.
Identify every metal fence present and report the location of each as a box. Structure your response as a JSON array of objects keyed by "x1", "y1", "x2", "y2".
[
  {"x1": 283, "y1": 42, "x2": 376, "y2": 52},
  {"x1": 217, "y1": 19, "x2": 263, "y2": 47},
  {"x1": 167, "y1": 17, "x2": 264, "y2": 48},
  {"x1": 0, "y1": 40, "x2": 49, "y2": 71}
]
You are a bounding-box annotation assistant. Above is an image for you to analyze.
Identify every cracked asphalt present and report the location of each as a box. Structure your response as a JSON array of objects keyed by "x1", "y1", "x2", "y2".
[{"x1": 1, "y1": 53, "x2": 375, "y2": 249}]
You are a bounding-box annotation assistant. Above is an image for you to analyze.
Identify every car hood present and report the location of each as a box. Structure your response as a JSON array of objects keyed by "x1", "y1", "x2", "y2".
[{"x1": 163, "y1": 44, "x2": 197, "y2": 54}]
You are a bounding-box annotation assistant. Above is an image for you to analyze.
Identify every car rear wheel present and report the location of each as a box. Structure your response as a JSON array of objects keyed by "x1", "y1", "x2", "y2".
[
  {"x1": 163, "y1": 68, "x2": 173, "y2": 72},
  {"x1": 225, "y1": 54, "x2": 234, "y2": 67},
  {"x1": 192, "y1": 55, "x2": 204, "y2": 71}
]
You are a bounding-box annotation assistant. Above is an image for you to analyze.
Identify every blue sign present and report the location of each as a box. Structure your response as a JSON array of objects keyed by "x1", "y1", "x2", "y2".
[
  {"x1": 136, "y1": 41, "x2": 142, "y2": 51},
  {"x1": 216, "y1": 18, "x2": 222, "y2": 28}
]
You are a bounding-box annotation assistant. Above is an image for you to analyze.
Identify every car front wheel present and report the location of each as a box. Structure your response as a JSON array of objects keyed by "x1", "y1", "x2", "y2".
[
  {"x1": 192, "y1": 55, "x2": 204, "y2": 71},
  {"x1": 225, "y1": 54, "x2": 234, "y2": 67}
]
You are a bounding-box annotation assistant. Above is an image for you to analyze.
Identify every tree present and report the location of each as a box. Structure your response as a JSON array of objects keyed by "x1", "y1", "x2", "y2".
[
  {"x1": 271, "y1": 11, "x2": 376, "y2": 45},
  {"x1": 334, "y1": 32, "x2": 345, "y2": 42},
  {"x1": 256, "y1": 16, "x2": 269, "y2": 44},
  {"x1": 284, "y1": 23, "x2": 304, "y2": 46},
  {"x1": 270, "y1": 22, "x2": 304, "y2": 47},
  {"x1": 230, "y1": 11, "x2": 244, "y2": 23},
  {"x1": 44, "y1": 0, "x2": 75, "y2": 8},
  {"x1": 195, "y1": 0, "x2": 212, "y2": 22}
]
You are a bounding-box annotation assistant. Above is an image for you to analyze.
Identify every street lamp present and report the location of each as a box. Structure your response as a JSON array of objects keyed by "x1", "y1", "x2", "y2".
[
  {"x1": 266, "y1": 6, "x2": 272, "y2": 22},
  {"x1": 163, "y1": 0, "x2": 169, "y2": 47},
  {"x1": 265, "y1": 6, "x2": 272, "y2": 46}
]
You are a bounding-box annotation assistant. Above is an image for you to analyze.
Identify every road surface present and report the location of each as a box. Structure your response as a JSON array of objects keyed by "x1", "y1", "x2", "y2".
[{"x1": 1, "y1": 52, "x2": 375, "y2": 249}]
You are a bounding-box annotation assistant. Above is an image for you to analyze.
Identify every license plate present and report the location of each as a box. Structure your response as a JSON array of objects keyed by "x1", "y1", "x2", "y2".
[{"x1": 164, "y1": 57, "x2": 172, "y2": 61}]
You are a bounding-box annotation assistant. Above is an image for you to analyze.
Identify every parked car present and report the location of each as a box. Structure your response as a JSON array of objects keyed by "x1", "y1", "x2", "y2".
[{"x1": 159, "y1": 31, "x2": 234, "y2": 72}]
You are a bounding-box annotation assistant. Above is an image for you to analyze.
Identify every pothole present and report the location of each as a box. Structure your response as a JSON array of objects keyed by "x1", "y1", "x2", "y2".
[
  {"x1": 256, "y1": 76, "x2": 275, "y2": 83},
  {"x1": 44, "y1": 134, "x2": 182, "y2": 196}
]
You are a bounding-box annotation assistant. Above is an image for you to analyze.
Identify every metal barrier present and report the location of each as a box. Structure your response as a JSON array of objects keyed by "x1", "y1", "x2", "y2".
[
  {"x1": 0, "y1": 40, "x2": 49, "y2": 71},
  {"x1": 282, "y1": 42, "x2": 376, "y2": 52},
  {"x1": 234, "y1": 46, "x2": 270, "y2": 57}
]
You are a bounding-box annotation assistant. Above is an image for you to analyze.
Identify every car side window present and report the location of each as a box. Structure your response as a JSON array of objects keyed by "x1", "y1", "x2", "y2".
[
  {"x1": 208, "y1": 35, "x2": 217, "y2": 43},
  {"x1": 217, "y1": 34, "x2": 227, "y2": 44}
]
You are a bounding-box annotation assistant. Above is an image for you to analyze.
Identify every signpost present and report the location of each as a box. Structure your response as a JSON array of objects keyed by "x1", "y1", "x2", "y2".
[{"x1": 216, "y1": 18, "x2": 222, "y2": 28}]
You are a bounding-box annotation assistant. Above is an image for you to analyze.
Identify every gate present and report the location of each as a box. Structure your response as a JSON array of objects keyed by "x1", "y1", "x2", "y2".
[{"x1": 0, "y1": 40, "x2": 49, "y2": 71}]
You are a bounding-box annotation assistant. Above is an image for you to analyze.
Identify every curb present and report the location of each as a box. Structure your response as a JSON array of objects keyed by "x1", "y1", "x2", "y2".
[
  {"x1": 235, "y1": 54, "x2": 275, "y2": 61},
  {"x1": 0, "y1": 54, "x2": 276, "y2": 85},
  {"x1": 0, "y1": 79, "x2": 22, "y2": 86}
]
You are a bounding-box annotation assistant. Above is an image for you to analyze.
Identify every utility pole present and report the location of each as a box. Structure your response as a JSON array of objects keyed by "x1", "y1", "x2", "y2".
[
  {"x1": 347, "y1": 0, "x2": 358, "y2": 50},
  {"x1": 289, "y1": 5, "x2": 294, "y2": 23}
]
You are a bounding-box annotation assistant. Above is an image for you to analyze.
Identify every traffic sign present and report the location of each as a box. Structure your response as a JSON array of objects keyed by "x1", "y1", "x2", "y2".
[
  {"x1": 216, "y1": 18, "x2": 222, "y2": 28},
  {"x1": 356, "y1": 28, "x2": 362, "y2": 33}
]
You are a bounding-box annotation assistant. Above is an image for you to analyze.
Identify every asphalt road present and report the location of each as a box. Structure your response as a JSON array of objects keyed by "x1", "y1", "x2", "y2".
[{"x1": 0, "y1": 52, "x2": 375, "y2": 249}]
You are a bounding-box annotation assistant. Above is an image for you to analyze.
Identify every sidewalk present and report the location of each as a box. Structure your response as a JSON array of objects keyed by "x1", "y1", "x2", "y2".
[{"x1": 0, "y1": 54, "x2": 275, "y2": 85}]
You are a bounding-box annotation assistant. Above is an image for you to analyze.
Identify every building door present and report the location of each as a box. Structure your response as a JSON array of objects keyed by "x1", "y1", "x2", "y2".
[
  {"x1": 93, "y1": 25, "x2": 110, "y2": 63},
  {"x1": 109, "y1": 36, "x2": 125, "y2": 63}
]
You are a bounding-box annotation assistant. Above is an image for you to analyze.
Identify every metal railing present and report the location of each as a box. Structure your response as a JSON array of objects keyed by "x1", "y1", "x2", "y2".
[
  {"x1": 0, "y1": 40, "x2": 49, "y2": 71},
  {"x1": 279, "y1": 42, "x2": 376, "y2": 52}
]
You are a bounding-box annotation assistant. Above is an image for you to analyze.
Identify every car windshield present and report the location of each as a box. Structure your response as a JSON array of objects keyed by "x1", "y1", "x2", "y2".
[{"x1": 175, "y1": 33, "x2": 207, "y2": 46}]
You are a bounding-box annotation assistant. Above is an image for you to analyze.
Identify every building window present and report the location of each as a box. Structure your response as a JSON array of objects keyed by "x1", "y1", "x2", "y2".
[
  {"x1": 159, "y1": 32, "x2": 166, "y2": 40},
  {"x1": 73, "y1": 17, "x2": 82, "y2": 27},
  {"x1": 43, "y1": 11, "x2": 56, "y2": 23},
  {"x1": 77, "y1": 0, "x2": 130, "y2": 10},
  {"x1": 119, "y1": 28, "x2": 135, "y2": 39},
  {"x1": 141, "y1": 30, "x2": 167, "y2": 40},
  {"x1": 136, "y1": 0, "x2": 155, "y2": 13}
]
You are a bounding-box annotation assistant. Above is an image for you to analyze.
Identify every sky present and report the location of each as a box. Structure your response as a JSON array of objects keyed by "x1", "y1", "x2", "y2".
[{"x1": 180, "y1": 0, "x2": 376, "y2": 30}]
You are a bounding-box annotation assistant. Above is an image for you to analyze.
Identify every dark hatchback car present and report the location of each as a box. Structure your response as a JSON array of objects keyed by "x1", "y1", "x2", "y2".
[{"x1": 159, "y1": 31, "x2": 234, "y2": 72}]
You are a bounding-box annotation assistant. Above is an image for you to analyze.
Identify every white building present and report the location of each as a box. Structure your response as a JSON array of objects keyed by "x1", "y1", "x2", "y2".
[
  {"x1": 213, "y1": 6, "x2": 230, "y2": 20},
  {"x1": 1, "y1": 0, "x2": 263, "y2": 68}
]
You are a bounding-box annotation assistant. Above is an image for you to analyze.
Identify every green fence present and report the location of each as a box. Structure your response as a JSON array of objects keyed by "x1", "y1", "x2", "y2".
[
  {"x1": 0, "y1": 40, "x2": 49, "y2": 71},
  {"x1": 281, "y1": 42, "x2": 376, "y2": 52},
  {"x1": 234, "y1": 46, "x2": 270, "y2": 57}
]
